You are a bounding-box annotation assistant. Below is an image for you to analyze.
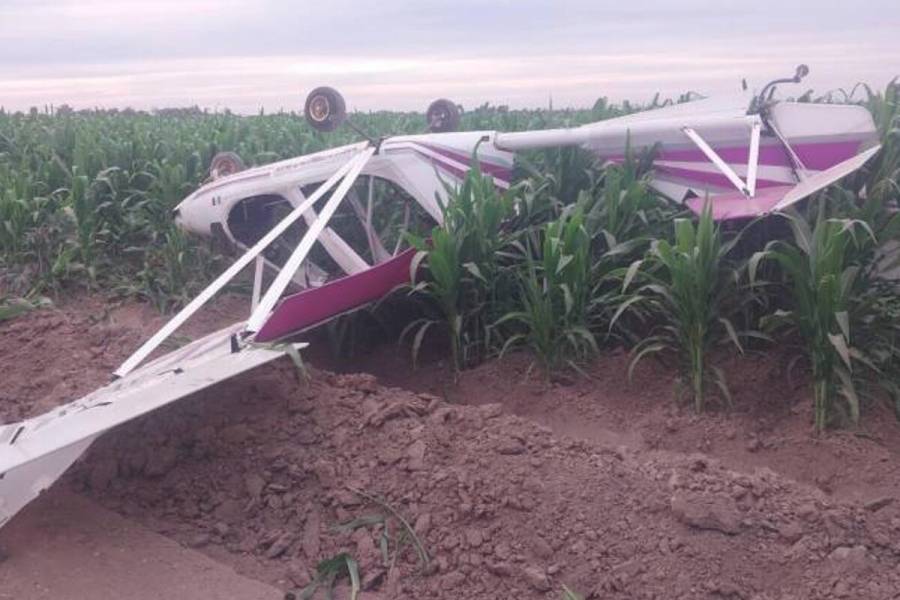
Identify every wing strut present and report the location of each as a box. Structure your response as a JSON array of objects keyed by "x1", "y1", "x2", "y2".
[
  {"x1": 681, "y1": 116, "x2": 763, "y2": 198},
  {"x1": 246, "y1": 146, "x2": 375, "y2": 333},
  {"x1": 746, "y1": 119, "x2": 761, "y2": 196},
  {"x1": 682, "y1": 127, "x2": 751, "y2": 196},
  {"x1": 114, "y1": 143, "x2": 372, "y2": 378}
]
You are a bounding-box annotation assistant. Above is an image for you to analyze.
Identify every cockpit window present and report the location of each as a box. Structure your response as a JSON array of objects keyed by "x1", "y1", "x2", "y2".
[
  {"x1": 226, "y1": 177, "x2": 435, "y2": 286},
  {"x1": 300, "y1": 175, "x2": 434, "y2": 266}
]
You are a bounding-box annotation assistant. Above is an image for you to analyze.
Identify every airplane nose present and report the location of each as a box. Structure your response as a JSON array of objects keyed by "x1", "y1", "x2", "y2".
[{"x1": 172, "y1": 193, "x2": 208, "y2": 236}]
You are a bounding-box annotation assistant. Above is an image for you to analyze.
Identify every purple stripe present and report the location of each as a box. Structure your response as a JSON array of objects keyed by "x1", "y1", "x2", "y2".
[
  {"x1": 419, "y1": 143, "x2": 512, "y2": 183},
  {"x1": 429, "y1": 156, "x2": 469, "y2": 181},
  {"x1": 654, "y1": 165, "x2": 784, "y2": 189},
  {"x1": 255, "y1": 249, "x2": 416, "y2": 342},
  {"x1": 414, "y1": 149, "x2": 511, "y2": 186},
  {"x1": 605, "y1": 140, "x2": 864, "y2": 171}
]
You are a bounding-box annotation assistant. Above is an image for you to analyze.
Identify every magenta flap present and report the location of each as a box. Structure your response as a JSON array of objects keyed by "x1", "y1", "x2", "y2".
[
  {"x1": 686, "y1": 186, "x2": 794, "y2": 221},
  {"x1": 254, "y1": 248, "x2": 417, "y2": 342}
]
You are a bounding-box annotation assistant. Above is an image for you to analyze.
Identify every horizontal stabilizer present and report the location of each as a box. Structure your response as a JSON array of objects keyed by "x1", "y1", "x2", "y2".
[
  {"x1": 686, "y1": 145, "x2": 881, "y2": 220},
  {"x1": 686, "y1": 186, "x2": 795, "y2": 220},
  {"x1": 774, "y1": 145, "x2": 881, "y2": 211}
]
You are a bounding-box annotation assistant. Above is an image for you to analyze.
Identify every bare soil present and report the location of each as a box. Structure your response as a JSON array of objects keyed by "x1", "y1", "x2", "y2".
[
  {"x1": 3, "y1": 297, "x2": 900, "y2": 599},
  {"x1": 0, "y1": 488, "x2": 282, "y2": 600}
]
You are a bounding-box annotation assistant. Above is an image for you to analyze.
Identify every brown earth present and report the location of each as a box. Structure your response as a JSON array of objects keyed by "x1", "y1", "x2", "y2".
[
  {"x1": 3, "y1": 297, "x2": 900, "y2": 599},
  {"x1": 1, "y1": 488, "x2": 282, "y2": 600}
]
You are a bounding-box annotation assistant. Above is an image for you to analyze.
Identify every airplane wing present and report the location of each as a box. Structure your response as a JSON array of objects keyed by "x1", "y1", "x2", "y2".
[
  {"x1": 494, "y1": 96, "x2": 881, "y2": 220},
  {"x1": 0, "y1": 147, "x2": 377, "y2": 530},
  {"x1": 0, "y1": 323, "x2": 304, "y2": 528}
]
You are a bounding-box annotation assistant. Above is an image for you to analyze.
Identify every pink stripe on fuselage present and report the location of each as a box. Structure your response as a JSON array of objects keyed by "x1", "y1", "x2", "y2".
[
  {"x1": 418, "y1": 143, "x2": 512, "y2": 183},
  {"x1": 653, "y1": 165, "x2": 785, "y2": 189},
  {"x1": 604, "y1": 140, "x2": 863, "y2": 171}
]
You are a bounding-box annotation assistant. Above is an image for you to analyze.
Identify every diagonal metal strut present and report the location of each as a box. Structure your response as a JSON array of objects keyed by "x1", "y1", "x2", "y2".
[
  {"x1": 246, "y1": 146, "x2": 376, "y2": 333},
  {"x1": 114, "y1": 144, "x2": 371, "y2": 378},
  {"x1": 682, "y1": 126, "x2": 751, "y2": 196}
]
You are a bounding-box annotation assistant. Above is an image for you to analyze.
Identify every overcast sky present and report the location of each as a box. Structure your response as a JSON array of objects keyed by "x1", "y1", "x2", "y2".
[{"x1": 1, "y1": 0, "x2": 898, "y2": 113}]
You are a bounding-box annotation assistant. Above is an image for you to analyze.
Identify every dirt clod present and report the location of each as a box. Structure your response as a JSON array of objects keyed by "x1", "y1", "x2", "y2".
[
  {"x1": 522, "y1": 565, "x2": 551, "y2": 592},
  {"x1": 670, "y1": 492, "x2": 741, "y2": 535}
]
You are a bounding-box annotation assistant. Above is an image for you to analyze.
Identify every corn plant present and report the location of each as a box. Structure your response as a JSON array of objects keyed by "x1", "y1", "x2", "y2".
[
  {"x1": 290, "y1": 553, "x2": 360, "y2": 600},
  {"x1": 498, "y1": 204, "x2": 597, "y2": 375},
  {"x1": 582, "y1": 156, "x2": 677, "y2": 342},
  {"x1": 404, "y1": 163, "x2": 514, "y2": 373},
  {"x1": 751, "y1": 209, "x2": 881, "y2": 431},
  {"x1": 617, "y1": 202, "x2": 751, "y2": 412},
  {"x1": 584, "y1": 150, "x2": 668, "y2": 251},
  {"x1": 839, "y1": 79, "x2": 900, "y2": 204}
]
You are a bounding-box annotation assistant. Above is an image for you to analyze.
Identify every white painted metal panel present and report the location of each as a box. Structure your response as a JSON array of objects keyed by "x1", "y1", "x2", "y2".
[{"x1": 0, "y1": 325, "x2": 303, "y2": 528}]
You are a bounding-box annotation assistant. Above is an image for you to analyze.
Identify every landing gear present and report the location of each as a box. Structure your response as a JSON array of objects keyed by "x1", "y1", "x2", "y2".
[
  {"x1": 426, "y1": 98, "x2": 460, "y2": 133},
  {"x1": 209, "y1": 152, "x2": 246, "y2": 180},
  {"x1": 304, "y1": 86, "x2": 347, "y2": 132}
]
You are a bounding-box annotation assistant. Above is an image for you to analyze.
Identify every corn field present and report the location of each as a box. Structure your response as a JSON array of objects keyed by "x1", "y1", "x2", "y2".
[{"x1": 2, "y1": 81, "x2": 899, "y2": 432}]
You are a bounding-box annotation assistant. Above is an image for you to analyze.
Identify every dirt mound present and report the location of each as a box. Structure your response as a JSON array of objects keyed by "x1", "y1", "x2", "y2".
[
  {"x1": 71, "y1": 363, "x2": 900, "y2": 599},
  {"x1": 0, "y1": 294, "x2": 247, "y2": 424},
  {"x1": 5, "y1": 297, "x2": 900, "y2": 598}
]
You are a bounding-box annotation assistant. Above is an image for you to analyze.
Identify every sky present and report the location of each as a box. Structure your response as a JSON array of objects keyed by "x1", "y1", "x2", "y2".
[{"x1": 1, "y1": 0, "x2": 898, "y2": 113}]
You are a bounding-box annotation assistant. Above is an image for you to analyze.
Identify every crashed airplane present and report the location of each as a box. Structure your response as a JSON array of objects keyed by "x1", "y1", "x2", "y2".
[{"x1": 0, "y1": 66, "x2": 881, "y2": 528}]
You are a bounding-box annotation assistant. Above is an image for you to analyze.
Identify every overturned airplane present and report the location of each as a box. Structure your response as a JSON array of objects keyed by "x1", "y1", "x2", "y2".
[{"x1": 0, "y1": 66, "x2": 881, "y2": 528}]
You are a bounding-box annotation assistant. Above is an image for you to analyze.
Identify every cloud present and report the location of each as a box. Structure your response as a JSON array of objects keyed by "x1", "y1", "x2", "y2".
[{"x1": 1, "y1": 0, "x2": 897, "y2": 111}]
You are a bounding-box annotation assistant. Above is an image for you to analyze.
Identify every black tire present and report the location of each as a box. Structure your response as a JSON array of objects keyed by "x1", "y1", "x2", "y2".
[
  {"x1": 209, "y1": 151, "x2": 245, "y2": 179},
  {"x1": 426, "y1": 98, "x2": 460, "y2": 133},
  {"x1": 304, "y1": 86, "x2": 347, "y2": 132}
]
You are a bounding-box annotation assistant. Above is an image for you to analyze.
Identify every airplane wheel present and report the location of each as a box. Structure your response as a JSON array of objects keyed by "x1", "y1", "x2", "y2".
[
  {"x1": 426, "y1": 99, "x2": 460, "y2": 133},
  {"x1": 209, "y1": 151, "x2": 245, "y2": 180},
  {"x1": 305, "y1": 86, "x2": 347, "y2": 132}
]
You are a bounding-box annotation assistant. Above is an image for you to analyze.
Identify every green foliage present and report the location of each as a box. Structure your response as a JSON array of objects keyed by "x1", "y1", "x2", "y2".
[
  {"x1": 405, "y1": 148, "x2": 674, "y2": 378},
  {"x1": 561, "y1": 585, "x2": 586, "y2": 600},
  {"x1": 752, "y1": 209, "x2": 887, "y2": 431},
  {"x1": 835, "y1": 79, "x2": 900, "y2": 204},
  {"x1": 618, "y1": 202, "x2": 751, "y2": 412},
  {"x1": 291, "y1": 553, "x2": 360, "y2": 600},
  {"x1": 0, "y1": 295, "x2": 51, "y2": 322},
  {"x1": 499, "y1": 204, "x2": 597, "y2": 374},
  {"x1": 405, "y1": 162, "x2": 514, "y2": 372},
  {"x1": 581, "y1": 153, "x2": 678, "y2": 343},
  {"x1": 0, "y1": 102, "x2": 623, "y2": 308}
]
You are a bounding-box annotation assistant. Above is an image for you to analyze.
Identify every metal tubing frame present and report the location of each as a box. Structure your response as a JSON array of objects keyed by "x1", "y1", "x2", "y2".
[
  {"x1": 682, "y1": 126, "x2": 751, "y2": 196},
  {"x1": 113, "y1": 146, "x2": 372, "y2": 378},
  {"x1": 681, "y1": 117, "x2": 763, "y2": 198},
  {"x1": 767, "y1": 118, "x2": 809, "y2": 181},
  {"x1": 746, "y1": 119, "x2": 761, "y2": 196},
  {"x1": 251, "y1": 255, "x2": 265, "y2": 312},
  {"x1": 246, "y1": 146, "x2": 376, "y2": 333}
]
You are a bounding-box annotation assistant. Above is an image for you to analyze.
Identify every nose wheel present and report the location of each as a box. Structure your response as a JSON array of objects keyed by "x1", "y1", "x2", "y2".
[{"x1": 209, "y1": 151, "x2": 246, "y2": 180}]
